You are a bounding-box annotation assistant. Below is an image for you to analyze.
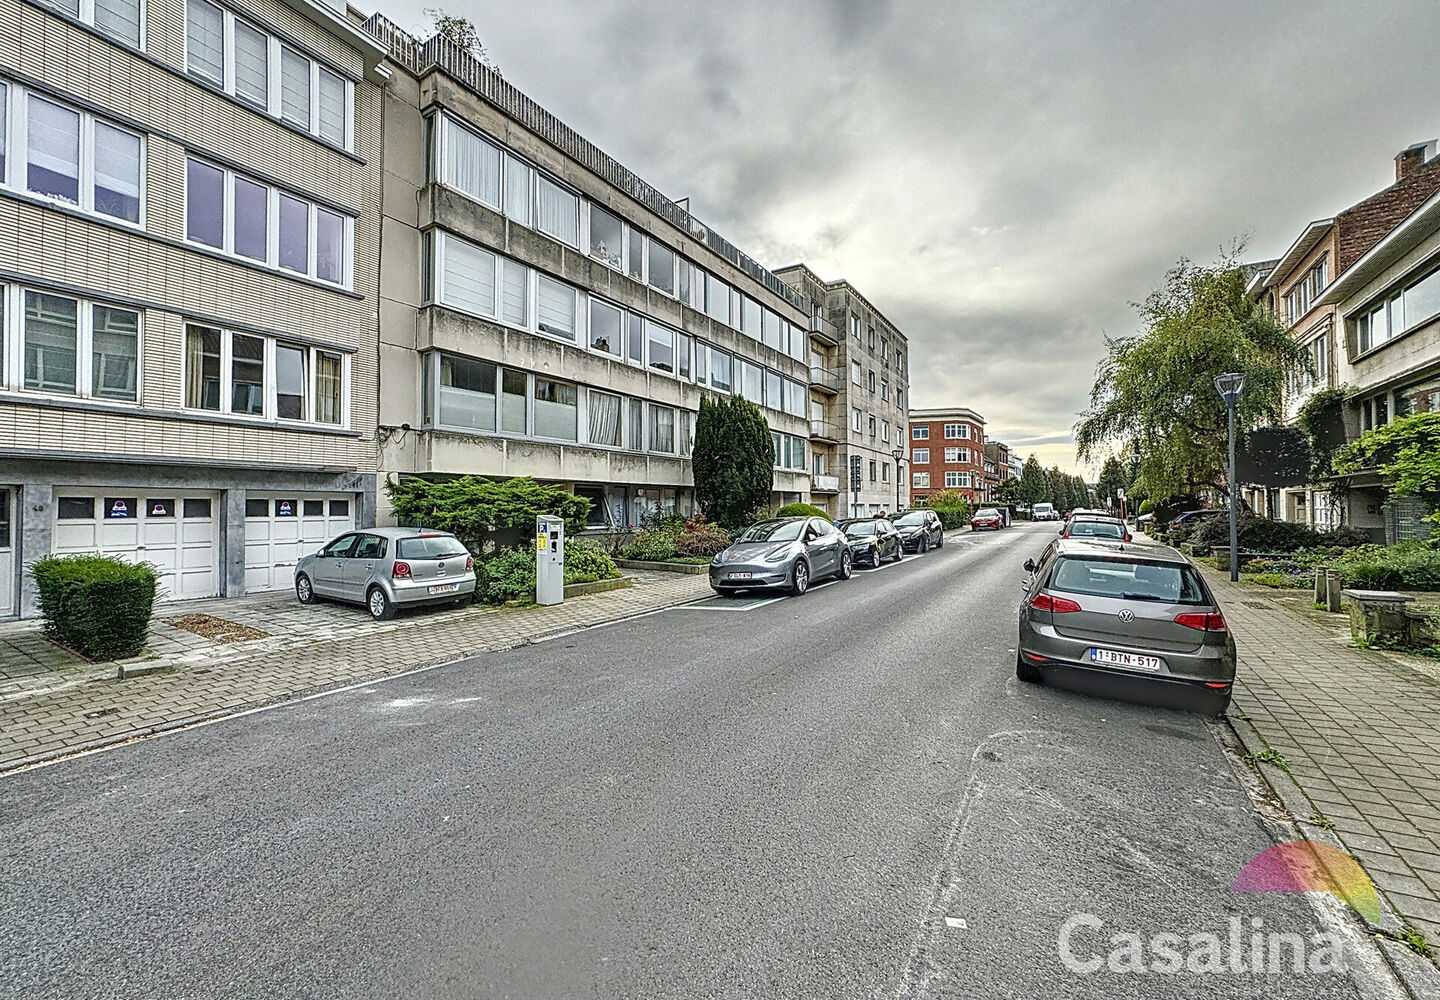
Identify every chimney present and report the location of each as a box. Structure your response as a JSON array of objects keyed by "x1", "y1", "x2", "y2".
[{"x1": 1396, "y1": 140, "x2": 1438, "y2": 182}]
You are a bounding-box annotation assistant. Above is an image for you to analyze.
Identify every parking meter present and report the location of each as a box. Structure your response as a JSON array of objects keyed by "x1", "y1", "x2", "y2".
[{"x1": 536, "y1": 514, "x2": 564, "y2": 605}]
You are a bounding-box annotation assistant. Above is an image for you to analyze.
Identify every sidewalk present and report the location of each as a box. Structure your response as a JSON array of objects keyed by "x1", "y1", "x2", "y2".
[
  {"x1": 1204, "y1": 566, "x2": 1440, "y2": 951},
  {"x1": 0, "y1": 571, "x2": 710, "y2": 773}
]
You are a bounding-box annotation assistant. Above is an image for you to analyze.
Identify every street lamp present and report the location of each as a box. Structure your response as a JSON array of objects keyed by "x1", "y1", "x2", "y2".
[
  {"x1": 891, "y1": 447, "x2": 905, "y2": 513},
  {"x1": 1214, "y1": 372, "x2": 1245, "y2": 582}
]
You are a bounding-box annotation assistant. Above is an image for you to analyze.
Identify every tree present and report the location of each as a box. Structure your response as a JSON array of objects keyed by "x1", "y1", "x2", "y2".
[
  {"x1": 1095, "y1": 456, "x2": 1127, "y2": 510},
  {"x1": 992, "y1": 477, "x2": 1021, "y2": 505},
  {"x1": 426, "y1": 8, "x2": 497, "y2": 69},
  {"x1": 1046, "y1": 466, "x2": 1069, "y2": 509},
  {"x1": 1075, "y1": 250, "x2": 1309, "y2": 502},
  {"x1": 1017, "y1": 455, "x2": 1049, "y2": 506},
  {"x1": 693, "y1": 394, "x2": 774, "y2": 529},
  {"x1": 1067, "y1": 475, "x2": 1091, "y2": 511},
  {"x1": 1334, "y1": 413, "x2": 1440, "y2": 527}
]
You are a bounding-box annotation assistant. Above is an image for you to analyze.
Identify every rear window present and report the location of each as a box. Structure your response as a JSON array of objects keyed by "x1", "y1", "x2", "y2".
[
  {"x1": 1049, "y1": 557, "x2": 1209, "y2": 604},
  {"x1": 975, "y1": 509, "x2": 999, "y2": 517},
  {"x1": 1067, "y1": 520, "x2": 1124, "y2": 539},
  {"x1": 844, "y1": 522, "x2": 877, "y2": 537},
  {"x1": 396, "y1": 535, "x2": 469, "y2": 560}
]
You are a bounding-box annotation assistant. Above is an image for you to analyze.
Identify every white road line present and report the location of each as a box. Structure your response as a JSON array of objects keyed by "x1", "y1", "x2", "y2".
[{"x1": 668, "y1": 595, "x2": 788, "y2": 613}]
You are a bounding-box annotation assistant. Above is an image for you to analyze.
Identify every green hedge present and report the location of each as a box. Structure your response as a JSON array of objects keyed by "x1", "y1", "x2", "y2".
[
  {"x1": 776, "y1": 503, "x2": 831, "y2": 520},
  {"x1": 474, "y1": 539, "x2": 622, "y2": 603},
  {"x1": 31, "y1": 555, "x2": 158, "y2": 660},
  {"x1": 932, "y1": 505, "x2": 972, "y2": 530}
]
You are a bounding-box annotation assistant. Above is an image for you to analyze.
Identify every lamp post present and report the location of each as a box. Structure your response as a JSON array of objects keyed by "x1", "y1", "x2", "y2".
[
  {"x1": 891, "y1": 447, "x2": 905, "y2": 513},
  {"x1": 1214, "y1": 372, "x2": 1245, "y2": 582}
]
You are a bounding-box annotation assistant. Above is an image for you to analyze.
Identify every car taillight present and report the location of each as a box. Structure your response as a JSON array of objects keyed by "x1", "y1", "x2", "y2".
[
  {"x1": 1030, "y1": 593, "x2": 1082, "y2": 614},
  {"x1": 1175, "y1": 612, "x2": 1226, "y2": 631},
  {"x1": 392, "y1": 561, "x2": 412, "y2": 578},
  {"x1": 466, "y1": 556, "x2": 474, "y2": 570}
]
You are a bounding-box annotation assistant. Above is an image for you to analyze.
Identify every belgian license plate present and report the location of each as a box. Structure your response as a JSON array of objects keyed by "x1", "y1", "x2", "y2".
[
  {"x1": 728, "y1": 572, "x2": 753, "y2": 580},
  {"x1": 1089, "y1": 647, "x2": 1163, "y2": 671},
  {"x1": 428, "y1": 583, "x2": 460, "y2": 595}
]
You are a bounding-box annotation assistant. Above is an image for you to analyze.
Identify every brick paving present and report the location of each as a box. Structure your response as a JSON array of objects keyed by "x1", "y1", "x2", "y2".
[
  {"x1": 1204, "y1": 566, "x2": 1440, "y2": 949},
  {"x1": 0, "y1": 571, "x2": 709, "y2": 772}
]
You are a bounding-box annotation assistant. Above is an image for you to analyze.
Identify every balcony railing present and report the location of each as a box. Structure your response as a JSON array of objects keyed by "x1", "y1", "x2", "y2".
[
  {"x1": 809, "y1": 420, "x2": 842, "y2": 443},
  {"x1": 811, "y1": 474, "x2": 840, "y2": 492},
  {"x1": 808, "y1": 366, "x2": 841, "y2": 394},
  {"x1": 808, "y1": 314, "x2": 840, "y2": 345}
]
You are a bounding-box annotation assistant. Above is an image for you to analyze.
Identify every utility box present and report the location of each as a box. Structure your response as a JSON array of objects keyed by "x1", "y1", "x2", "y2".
[{"x1": 536, "y1": 514, "x2": 564, "y2": 605}]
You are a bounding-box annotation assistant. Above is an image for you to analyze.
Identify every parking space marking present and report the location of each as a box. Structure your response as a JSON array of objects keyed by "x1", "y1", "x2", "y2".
[{"x1": 670, "y1": 594, "x2": 788, "y2": 613}]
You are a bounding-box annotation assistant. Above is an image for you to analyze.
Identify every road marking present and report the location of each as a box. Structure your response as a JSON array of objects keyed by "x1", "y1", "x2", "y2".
[
  {"x1": 944, "y1": 917, "x2": 967, "y2": 929},
  {"x1": 670, "y1": 594, "x2": 788, "y2": 612}
]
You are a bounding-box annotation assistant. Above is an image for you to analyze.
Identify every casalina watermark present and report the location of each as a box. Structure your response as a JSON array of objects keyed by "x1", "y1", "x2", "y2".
[{"x1": 1058, "y1": 914, "x2": 1345, "y2": 975}]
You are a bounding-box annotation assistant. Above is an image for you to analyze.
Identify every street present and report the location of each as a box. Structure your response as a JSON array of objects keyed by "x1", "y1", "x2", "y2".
[{"x1": 0, "y1": 523, "x2": 1381, "y2": 998}]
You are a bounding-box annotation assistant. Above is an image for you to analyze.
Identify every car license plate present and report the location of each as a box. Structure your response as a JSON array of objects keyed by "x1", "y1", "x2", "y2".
[
  {"x1": 1089, "y1": 648, "x2": 1163, "y2": 671},
  {"x1": 728, "y1": 572, "x2": 753, "y2": 580},
  {"x1": 428, "y1": 583, "x2": 460, "y2": 595}
]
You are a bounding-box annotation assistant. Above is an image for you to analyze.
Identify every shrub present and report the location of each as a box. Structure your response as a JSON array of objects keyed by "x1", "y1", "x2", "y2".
[
  {"x1": 933, "y1": 505, "x2": 972, "y2": 530},
  {"x1": 1245, "y1": 572, "x2": 1308, "y2": 589},
  {"x1": 776, "y1": 503, "x2": 830, "y2": 520},
  {"x1": 1192, "y1": 513, "x2": 1370, "y2": 553},
  {"x1": 385, "y1": 475, "x2": 592, "y2": 554},
  {"x1": 693, "y1": 394, "x2": 774, "y2": 528},
  {"x1": 1338, "y1": 546, "x2": 1440, "y2": 590},
  {"x1": 623, "y1": 528, "x2": 679, "y2": 562},
  {"x1": 473, "y1": 548, "x2": 537, "y2": 604},
  {"x1": 1138, "y1": 499, "x2": 1156, "y2": 516},
  {"x1": 674, "y1": 517, "x2": 731, "y2": 558},
  {"x1": 31, "y1": 555, "x2": 158, "y2": 660},
  {"x1": 563, "y1": 538, "x2": 622, "y2": 584}
]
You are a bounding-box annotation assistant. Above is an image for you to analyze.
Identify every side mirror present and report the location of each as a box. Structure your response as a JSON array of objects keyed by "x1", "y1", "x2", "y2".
[
  {"x1": 1023, "y1": 559, "x2": 1037, "y2": 573},
  {"x1": 1058, "y1": 526, "x2": 1065, "y2": 535}
]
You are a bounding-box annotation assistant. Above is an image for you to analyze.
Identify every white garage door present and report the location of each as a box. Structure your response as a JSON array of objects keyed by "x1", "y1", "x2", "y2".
[
  {"x1": 244, "y1": 494, "x2": 355, "y2": 593},
  {"x1": 52, "y1": 491, "x2": 221, "y2": 602}
]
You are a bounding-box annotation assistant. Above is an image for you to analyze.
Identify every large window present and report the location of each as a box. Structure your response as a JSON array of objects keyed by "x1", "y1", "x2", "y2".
[
  {"x1": 912, "y1": 448, "x2": 929, "y2": 464},
  {"x1": 1352, "y1": 264, "x2": 1440, "y2": 355},
  {"x1": 9, "y1": 90, "x2": 144, "y2": 224},
  {"x1": 1285, "y1": 256, "x2": 1327, "y2": 326},
  {"x1": 184, "y1": 324, "x2": 344, "y2": 424},
  {"x1": 186, "y1": 0, "x2": 353, "y2": 149},
  {"x1": 589, "y1": 204, "x2": 623, "y2": 269},
  {"x1": 944, "y1": 422, "x2": 970, "y2": 439},
  {"x1": 40, "y1": 0, "x2": 143, "y2": 46},
  {"x1": 589, "y1": 299, "x2": 622, "y2": 357},
  {"x1": 185, "y1": 157, "x2": 351, "y2": 287},
  {"x1": 647, "y1": 321, "x2": 675, "y2": 374},
  {"x1": 10, "y1": 288, "x2": 139, "y2": 401},
  {"x1": 912, "y1": 472, "x2": 930, "y2": 488},
  {"x1": 912, "y1": 425, "x2": 929, "y2": 439}
]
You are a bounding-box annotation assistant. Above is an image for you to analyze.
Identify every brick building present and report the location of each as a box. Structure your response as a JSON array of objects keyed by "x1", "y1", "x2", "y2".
[{"x1": 908, "y1": 407, "x2": 985, "y2": 505}]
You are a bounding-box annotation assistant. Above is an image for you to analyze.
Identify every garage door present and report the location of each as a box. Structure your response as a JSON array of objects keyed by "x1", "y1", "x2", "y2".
[
  {"x1": 52, "y1": 491, "x2": 221, "y2": 602},
  {"x1": 244, "y1": 494, "x2": 355, "y2": 593}
]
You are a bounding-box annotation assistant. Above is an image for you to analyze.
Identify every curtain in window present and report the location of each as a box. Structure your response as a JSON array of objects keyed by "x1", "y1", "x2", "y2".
[
  {"x1": 316, "y1": 354, "x2": 342, "y2": 423},
  {"x1": 94, "y1": 0, "x2": 140, "y2": 46},
  {"x1": 443, "y1": 118, "x2": 500, "y2": 205},
  {"x1": 280, "y1": 47, "x2": 311, "y2": 128},
  {"x1": 533, "y1": 379, "x2": 578, "y2": 441},
  {"x1": 536, "y1": 276, "x2": 575, "y2": 339},
  {"x1": 536, "y1": 176, "x2": 578, "y2": 246},
  {"x1": 500, "y1": 258, "x2": 527, "y2": 326},
  {"x1": 27, "y1": 97, "x2": 80, "y2": 203},
  {"x1": 440, "y1": 235, "x2": 496, "y2": 316},
  {"x1": 185, "y1": 326, "x2": 220, "y2": 410},
  {"x1": 679, "y1": 410, "x2": 692, "y2": 457},
  {"x1": 588, "y1": 391, "x2": 621, "y2": 447},
  {"x1": 93, "y1": 123, "x2": 141, "y2": 223},
  {"x1": 316, "y1": 209, "x2": 344, "y2": 284},
  {"x1": 186, "y1": 0, "x2": 224, "y2": 82},
  {"x1": 504, "y1": 155, "x2": 532, "y2": 225},
  {"x1": 234, "y1": 21, "x2": 269, "y2": 107},
  {"x1": 649, "y1": 405, "x2": 675, "y2": 453},
  {"x1": 626, "y1": 398, "x2": 643, "y2": 450},
  {"x1": 317, "y1": 68, "x2": 347, "y2": 146}
]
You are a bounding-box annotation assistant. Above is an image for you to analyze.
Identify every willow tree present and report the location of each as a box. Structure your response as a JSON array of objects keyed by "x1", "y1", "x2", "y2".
[{"x1": 1075, "y1": 252, "x2": 1309, "y2": 502}]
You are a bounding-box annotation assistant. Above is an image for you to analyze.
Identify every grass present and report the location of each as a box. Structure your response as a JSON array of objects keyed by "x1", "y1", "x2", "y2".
[
  {"x1": 1313, "y1": 601, "x2": 1329, "y2": 612},
  {"x1": 1246, "y1": 747, "x2": 1291, "y2": 773},
  {"x1": 1399, "y1": 923, "x2": 1434, "y2": 958},
  {"x1": 1308, "y1": 813, "x2": 1335, "y2": 831}
]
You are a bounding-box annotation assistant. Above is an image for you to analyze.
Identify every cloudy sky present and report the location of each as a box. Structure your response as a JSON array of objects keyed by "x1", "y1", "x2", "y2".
[{"x1": 383, "y1": 0, "x2": 1439, "y2": 474}]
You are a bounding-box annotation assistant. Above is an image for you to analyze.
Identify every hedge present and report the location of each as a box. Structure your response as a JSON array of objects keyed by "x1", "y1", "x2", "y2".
[
  {"x1": 31, "y1": 555, "x2": 158, "y2": 660},
  {"x1": 474, "y1": 539, "x2": 623, "y2": 603},
  {"x1": 776, "y1": 503, "x2": 831, "y2": 520}
]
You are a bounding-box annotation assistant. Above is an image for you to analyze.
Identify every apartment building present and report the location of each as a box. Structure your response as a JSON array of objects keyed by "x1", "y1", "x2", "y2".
[
  {"x1": 983, "y1": 439, "x2": 1013, "y2": 501},
  {"x1": 367, "y1": 24, "x2": 813, "y2": 530},
  {"x1": 907, "y1": 408, "x2": 985, "y2": 505},
  {"x1": 0, "y1": 0, "x2": 390, "y2": 618},
  {"x1": 1247, "y1": 141, "x2": 1440, "y2": 528},
  {"x1": 773, "y1": 264, "x2": 911, "y2": 518}
]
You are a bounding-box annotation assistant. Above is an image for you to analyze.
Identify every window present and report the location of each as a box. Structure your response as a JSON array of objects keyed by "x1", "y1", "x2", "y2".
[
  {"x1": 533, "y1": 378, "x2": 577, "y2": 441},
  {"x1": 762, "y1": 309, "x2": 780, "y2": 351},
  {"x1": 1352, "y1": 264, "x2": 1440, "y2": 355},
  {"x1": 16, "y1": 290, "x2": 139, "y2": 401},
  {"x1": 627, "y1": 314, "x2": 644, "y2": 365},
  {"x1": 742, "y1": 297, "x2": 761, "y2": 340},
  {"x1": 628, "y1": 234, "x2": 644, "y2": 281},
  {"x1": 588, "y1": 390, "x2": 622, "y2": 447},
  {"x1": 706, "y1": 273, "x2": 730, "y2": 325},
  {"x1": 648, "y1": 241, "x2": 675, "y2": 296},
  {"x1": 647, "y1": 321, "x2": 675, "y2": 374},
  {"x1": 868, "y1": 370, "x2": 876, "y2": 393},
  {"x1": 913, "y1": 472, "x2": 930, "y2": 488},
  {"x1": 945, "y1": 447, "x2": 960, "y2": 463},
  {"x1": 943, "y1": 422, "x2": 970, "y2": 439},
  {"x1": 851, "y1": 314, "x2": 862, "y2": 340},
  {"x1": 764, "y1": 370, "x2": 783, "y2": 410},
  {"x1": 896, "y1": 388, "x2": 904, "y2": 411},
  {"x1": 275, "y1": 343, "x2": 306, "y2": 419},
  {"x1": 881, "y1": 420, "x2": 890, "y2": 442},
  {"x1": 881, "y1": 463, "x2": 889, "y2": 483},
  {"x1": 851, "y1": 361, "x2": 862, "y2": 385},
  {"x1": 945, "y1": 472, "x2": 964, "y2": 488},
  {"x1": 504, "y1": 154, "x2": 532, "y2": 225},
  {"x1": 912, "y1": 448, "x2": 929, "y2": 463},
  {"x1": 440, "y1": 117, "x2": 500, "y2": 207},
  {"x1": 677, "y1": 334, "x2": 692, "y2": 379},
  {"x1": 1284, "y1": 256, "x2": 1327, "y2": 325},
  {"x1": 708, "y1": 347, "x2": 732, "y2": 392},
  {"x1": 18, "y1": 92, "x2": 142, "y2": 224},
  {"x1": 536, "y1": 175, "x2": 579, "y2": 248},
  {"x1": 589, "y1": 205, "x2": 623, "y2": 269},
  {"x1": 90, "y1": 304, "x2": 138, "y2": 400},
  {"x1": 740, "y1": 359, "x2": 763, "y2": 402},
  {"x1": 42, "y1": 0, "x2": 143, "y2": 46},
  {"x1": 649, "y1": 403, "x2": 675, "y2": 453},
  {"x1": 24, "y1": 291, "x2": 77, "y2": 394},
  {"x1": 868, "y1": 328, "x2": 875, "y2": 350},
  {"x1": 589, "y1": 300, "x2": 622, "y2": 356},
  {"x1": 852, "y1": 407, "x2": 862, "y2": 431},
  {"x1": 439, "y1": 357, "x2": 500, "y2": 431},
  {"x1": 785, "y1": 379, "x2": 806, "y2": 418},
  {"x1": 229, "y1": 333, "x2": 264, "y2": 414},
  {"x1": 868, "y1": 414, "x2": 877, "y2": 436},
  {"x1": 536, "y1": 275, "x2": 576, "y2": 341},
  {"x1": 185, "y1": 324, "x2": 344, "y2": 423},
  {"x1": 185, "y1": 158, "x2": 351, "y2": 287},
  {"x1": 881, "y1": 380, "x2": 889, "y2": 403},
  {"x1": 186, "y1": 2, "x2": 353, "y2": 149}
]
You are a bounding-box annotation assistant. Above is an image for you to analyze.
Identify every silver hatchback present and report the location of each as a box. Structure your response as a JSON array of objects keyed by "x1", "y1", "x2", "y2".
[
  {"x1": 1016, "y1": 538, "x2": 1236, "y2": 714},
  {"x1": 295, "y1": 526, "x2": 477, "y2": 620}
]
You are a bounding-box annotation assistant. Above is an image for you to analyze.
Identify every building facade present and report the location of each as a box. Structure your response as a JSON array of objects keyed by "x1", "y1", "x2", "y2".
[
  {"x1": 368, "y1": 25, "x2": 813, "y2": 532},
  {"x1": 774, "y1": 264, "x2": 911, "y2": 518},
  {"x1": 907, "y1": 408, "x2": 986, "y2": 505},
  {"x1": 983, "y1": 439, "x2": 1013, "y2": 502},
  {"x1": 0, "y1": 0, "x2": 390, "y2": 618}
]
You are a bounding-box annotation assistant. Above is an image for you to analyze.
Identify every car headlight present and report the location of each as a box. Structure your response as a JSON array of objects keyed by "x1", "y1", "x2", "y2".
[{"x1": 763, "y1": 546, "x2": 791, "y2": 563}]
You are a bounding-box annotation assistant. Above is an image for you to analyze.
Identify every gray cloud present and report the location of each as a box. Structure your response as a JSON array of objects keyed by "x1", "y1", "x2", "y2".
[{"x1": 382, "y1": 0, "x2": 1440, "y2": 473}]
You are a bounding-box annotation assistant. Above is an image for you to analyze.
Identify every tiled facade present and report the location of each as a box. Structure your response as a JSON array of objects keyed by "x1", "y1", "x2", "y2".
[{"x1": 907, "y1": 408, "x2": 985, "y2": 505}]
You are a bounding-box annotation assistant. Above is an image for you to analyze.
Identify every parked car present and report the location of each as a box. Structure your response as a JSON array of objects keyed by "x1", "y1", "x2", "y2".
[
  {"x1": 1167, "y1": 509, "x2": 1227, "y2": 532},
  {"x1": 892, "y1": 509, "x2": 946, "y2": 552},
  {"x1": 1016, "y1": 538, "x2": 1235, "y2": 714},
  {"x1": 1066, "y1": 508, "x2": 1111, "y2": 522},
  {"x1": 836, "y1": 518, "x2": 904, "y2": 567},
  {"x1": 296, "y1": 527, "x2": 477, "y2": 620},
  {"x1": 709, "y1": 516, "x2": 852, "y2": 595},
  {"x1": 1032, "y1": 502, "x2": 1059, "y2": 521},
  {"x1": 971, "y1": 507, "x2": 1005, "y2": 531},
  {"x1": 1060, "y1": 515, "x2": 1132, "y2": 542}
]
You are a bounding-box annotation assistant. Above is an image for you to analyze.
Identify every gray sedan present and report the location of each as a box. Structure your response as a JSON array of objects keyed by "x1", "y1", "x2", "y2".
[
  {"x1": 296, "y1": 526, "x2": 477, "y2": 620},
  {"x1": 709, "y1": 516, "x2": 852, "y2": 595},
  {"x1": 1016, "y1": 538, "x2": 1236, "y2": 715}
]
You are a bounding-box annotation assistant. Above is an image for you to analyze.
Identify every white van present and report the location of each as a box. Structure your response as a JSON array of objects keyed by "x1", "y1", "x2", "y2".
[{"x1": 1032, "y1": 502, "x2": 1058, "y2": 521}]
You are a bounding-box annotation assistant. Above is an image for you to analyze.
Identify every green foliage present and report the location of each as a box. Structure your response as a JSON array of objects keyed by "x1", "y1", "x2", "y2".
[
  {"x1": 991, "y1": 478, "x2": 1020, "y2": 504},
  {"x1": 674, "y1": 517, "x2": 731, "y2": 558},
  {"x1": 933, "y1": 505, "x2": 972, "y2": 530},
  {"x1": 1096, "y1": 456, "x2": 1128, "y2": 508},
  {"x1": 693, "y1": 394, "x2": 775, "y2": 529},
  {"x1": 1297, "y1": 387, "x2": 1350, "y2": 478},
  {"x1": 1075, "y1": 250, "x2": 1309, "y2": 501},
  {"x1": 1018, "y1": 455, "x2": 1049, "y2": 506},
  {"x1": 385, "y1": 476, "x2": 591, "y2": 553},
  {"x1": 1138, "y1": 499, "x2": 1156, "y2": 515},
  {"x1": 776, "y1": 503, "x2": 831, "y2": 520},
  {"x1": 1336, "y1": 413, "x2": 1440, "y2": 526},
  {"x1": 1338, "y1": 546, "x2": 1440, "y2": 590},
  {"x1": 562, "y1": 537, "x2": 622, "y2": 584},
  {"x1": 1244, "y1": 571, "x2": 1308, "y2": 589},
  {"x1": 31, "y1": 555, "x2": 158, "y2": 660},
  {"x1": 1191, "y1": 513, "x2": 1370, "y2": 553},
  {"x1": 1046, "y1": 466, "x2": 1069, "y2": 509},
  {"x1": 623, "y1": 529, "x2": 679, "y2": 561},
  {"x1": 915, "y1": 488, "x2": 971, "y2": 528},
  {"x1": 474, "y1": 539, "x2": 621, "y2": 602}
]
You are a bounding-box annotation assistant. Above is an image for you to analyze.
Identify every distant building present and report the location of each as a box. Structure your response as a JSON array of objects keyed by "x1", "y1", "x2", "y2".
[{"x1": 907, "y1": 408, "x2": 986, "y2": 505}]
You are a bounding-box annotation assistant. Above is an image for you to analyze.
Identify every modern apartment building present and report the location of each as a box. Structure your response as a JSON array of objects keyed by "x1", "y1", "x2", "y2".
[
  {"x1": 367, "y1": 24, "x2": 814, "y2": 530},
  {"x1": 773, "y1": 264, "x2": 911, "y2": 518},
  {"x1": 0, "y1": 0, "x2": 390, "y2": 618},
  {"x1": 907, "y1": 408, "x2": 986, "y2": 505}
]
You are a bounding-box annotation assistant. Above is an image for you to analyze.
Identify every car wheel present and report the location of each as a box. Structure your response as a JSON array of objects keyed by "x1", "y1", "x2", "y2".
[
  {"x1": 1016, "y1": 651, "x2": 1042, "y2": 684},
  {"x1": 367, "y1": 586, "x2": 397, "y2": 621},
  {"x1": 936, "y1": 533, "x2": 945, "y2": 548},
  {"x1": 295, "y1": 574, "x2": 315, "y2": 605},
  {"x1": 791, "y1": 560, "x2": 810, "y2": 596},
  {"x1": 839, "y1": 551, "x2": 853, "y2": 580},
  {"x1": 892, "y1": 545, "x2": 903, "y2": 563},
  {"x1": 919, "y1": 536, "x2": 929, "y2": 554}
]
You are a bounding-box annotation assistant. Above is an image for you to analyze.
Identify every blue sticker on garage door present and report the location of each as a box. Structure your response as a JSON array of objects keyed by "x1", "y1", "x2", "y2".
[
  {"x1": 276, "y1": 500, "x2": 296, "y2": 517},
  {"x1": 106, "y1": 498, "x2": 136, "y2": 518}
]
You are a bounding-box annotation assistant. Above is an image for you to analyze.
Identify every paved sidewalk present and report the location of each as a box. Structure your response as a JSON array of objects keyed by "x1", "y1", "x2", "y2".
[
  {"x1": 1205, "y1": 566, "x2": 1440, "y2": 951},
  {"x1": 0, "y1": 572, "x2": 709, "y2": 772}
]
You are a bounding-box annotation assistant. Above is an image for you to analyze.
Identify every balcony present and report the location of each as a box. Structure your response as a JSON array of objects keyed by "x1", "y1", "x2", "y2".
[
  {"x1": 808, "y1": 366, "x2": 841, "y2": 395},
  {"x1": 811, "y1": 474, "x2": 840, "y2": 493},
  {"x1": 809, "y1": 420, "x2": 842, "y2": 444},
  {"x1": 808, "y1": 314, "x2": 840, "y2": 347}
]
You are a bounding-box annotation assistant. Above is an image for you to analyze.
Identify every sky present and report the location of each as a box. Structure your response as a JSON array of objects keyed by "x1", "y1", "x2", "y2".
[{"x1": 380, "y1": 0, "x2": 1440, "y2": 476}]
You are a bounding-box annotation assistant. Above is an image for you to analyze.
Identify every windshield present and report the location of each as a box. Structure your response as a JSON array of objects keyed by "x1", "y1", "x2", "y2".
[
  {"x1": 843, "y1": 522, "x2": 877, "y2": 537},
  {"x1": 1034, "y1": 504, "x2": 1053, "y2": 513},
  {"x1": 735, "y1": 520, "x2": 804, "y2": 543},
  {"x1": 975, "y1": 509, "x2": 1000, "y2": 518},
  {"x1": 1049, "y1": 557, "x2": 1208, "y2": 604},
  {"x1": 1067, "y1": 520, "x2": 1124, "y2": 539},
  {"x1": 396, "y1": 535, "x2": 469, "y2": 559},
  {"x1": 894, "y1": 512, "x2": 928, "y2": 526}
]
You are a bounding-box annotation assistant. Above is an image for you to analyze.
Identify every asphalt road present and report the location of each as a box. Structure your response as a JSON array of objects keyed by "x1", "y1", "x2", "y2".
[{"x1": 0, "y1": 522, "x2": 1393, "y2": 998}]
